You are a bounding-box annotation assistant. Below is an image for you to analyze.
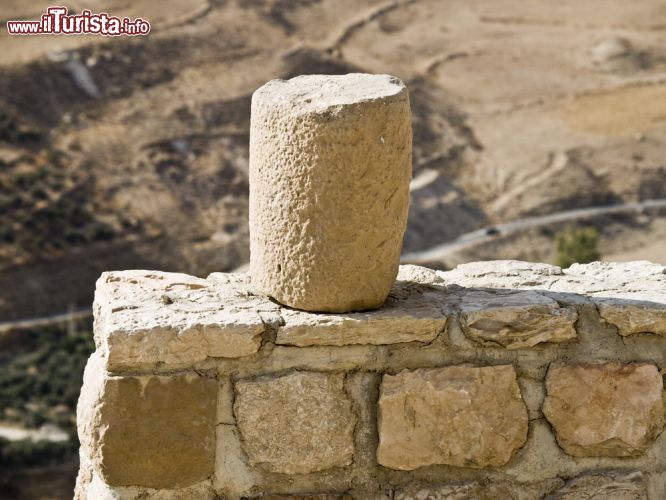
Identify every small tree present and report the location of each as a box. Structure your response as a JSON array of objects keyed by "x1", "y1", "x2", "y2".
[{"x1": 554, "y1": 225, "x2": 600, "y2": 268}]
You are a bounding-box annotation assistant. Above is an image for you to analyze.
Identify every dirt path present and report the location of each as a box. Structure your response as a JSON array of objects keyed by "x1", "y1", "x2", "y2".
[{"x1": 402, "y1": 199, "x2": 666, "y2": 264}]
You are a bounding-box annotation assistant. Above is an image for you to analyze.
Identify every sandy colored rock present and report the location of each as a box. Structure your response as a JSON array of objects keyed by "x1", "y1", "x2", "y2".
[
  {"x1": 546, "y1": 471, "x2": 648, "y2": 499},
  {"x1": 567, "y1": 261, "x2": 666, "y2": 336},
  {"x1": 276, "y1": 278, "x2": 447, "y2": 346},
  {"x1": 234, "y1": 371, "x2": 355, "y2": 474},
  {"x1": 214, "y1": 425, "x2": 257, "y2": 497},
  {"x1": 94, "y1": 270, "x2": 276, "y2": 371},
  {"x1": 77, "y1": 353, "x2": 217, "y2": 488},
  {"x1": 249, "y1": 73, "x2": 412, "y2": 313},
  {"x1": 439, "y1": 260, "x2": 666, "y2": 337},
  {"x1": 74, "y1": 452, "x2": 94, "y2": 500},
  {"x1": 377, "y1": 365, "x2": 528, "y2": 470},
  {"x1": 458, "y1": 290, "x2": 577, "y2": 349},
  {"x1": 82, "y1": 473, "x2": 216, "y2": 500},
  {"x1": 395, "y1": 480, "x2": 560, "y2": 500},
  {"x1": 253, "y1": 496, "x2": 353, "y2": 500},
  {"x1": 543, "y1": 363, "x2": 665, "y2": 457}
]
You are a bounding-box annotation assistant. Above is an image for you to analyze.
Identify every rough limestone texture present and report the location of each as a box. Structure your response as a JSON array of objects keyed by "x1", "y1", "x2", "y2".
[
  {"x1": 249, "y1": 73, "x2": 412, "y2": 313},
  {"x1": 395, "y1": 480, "x2": 561, "y2": 500},
  {"x1": 377, "y1": 365, "x2": 528, "y2": 470},
  {"x1": 77, "y1": 259, "x2": 666, "y2": 498},
  {"x1": 77, "y1": 353, "x2": 217, "y2": 488},
  {"x1": 439, "y1": 260, "x2": 666, "y2": 337},
  {"x1": 253, "y1": 496, "x2": 352, "y2": 500},
  {"x1": 234, "y1": 371, "x2": 355, "y2": 474},
  {"x1": 276, "y1": 278, "x2": 447, "y2": 346},
  {"x1": 457, "y1": 289, "x2": 577, "y2": 349},
  {"x1": 543, "y1": 363, "x2": 665, "y2": 457},
  {"x1": 80, "y1": 471, "x2": 216, "y2": 500},
  {"x1": 546, "y1": 471, "x2": 648, "y2": 499},
  {"x1": 94, "y1": 270, "x2": 277, "y2": 371}
]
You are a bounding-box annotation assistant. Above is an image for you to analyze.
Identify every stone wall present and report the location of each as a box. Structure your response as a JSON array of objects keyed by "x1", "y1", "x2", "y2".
[{"x1": 75, "y1": 260, "x2": 666, "y2": 499}]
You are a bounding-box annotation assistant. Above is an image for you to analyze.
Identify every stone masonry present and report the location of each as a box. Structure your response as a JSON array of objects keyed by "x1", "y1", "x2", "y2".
[{"x1": 76, "y1": 260, "x2": 666, "y2": 499}]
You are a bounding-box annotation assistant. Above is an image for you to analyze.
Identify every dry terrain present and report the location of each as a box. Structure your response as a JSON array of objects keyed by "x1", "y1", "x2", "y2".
[{"x1": 1, "y1": 0, "x2": 666, "y2": 320}]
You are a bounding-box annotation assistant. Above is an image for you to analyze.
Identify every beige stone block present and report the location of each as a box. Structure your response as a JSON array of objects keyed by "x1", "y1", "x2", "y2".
[
  {"x1": 548, "y1": 471, "x2": 648, "y2": 499},
  {"x1": 234, "y1": 371, "x2": 355, "y2": 473},
  {"x1": 543, "y1": 363, "x2": 665, "y2": 457},
  {"x1": 459, "y1": 290, "x2": 577, "y2": 349},
  {"x1": 81, "y1": 470, "x2": 216, "y2": 500},
  {"x1": 439, "y1": 260, "x2": 666, "y2": 337},
  {"x1": 249, "y1": 73, "x2": 412, "y2": 312},
  {"x1": 395, "y1": 479, "x2": 560, "y2": 500},
  {"x1": 77, "y1": 353, "x2": 217, "y2": 488},
  {"x1": 94, "y1": 270, "x2": 275, "y2": 371},
  {"x1": 253, "y1": 496, "x2": 352, "y2": 500},
  {"x1": 377, "y1": 365, "x2": 528, "y2": 470},
  {"x1": 276, "y1": 279, "x2": 447, "y2": 346},
  {"x1": 597, "y1": 300, "x2": 666, "y2": 337}
]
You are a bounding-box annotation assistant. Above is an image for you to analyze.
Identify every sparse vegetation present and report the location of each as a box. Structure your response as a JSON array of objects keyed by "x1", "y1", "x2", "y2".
[
  {"x1": 0, "y1": 437, "x2": 77, "y2": 468},
  {"x1": 0, "y1": 110, "x2": 42, "y2": 144},
  {"x1": 554, "y1": 226, "x2": 601, "y2": 268},
  {"x1": 0, "y1": 319, "x2": 95, "y2": 438},
  {"x1": 0, "y1": 152, "x2": 117, "y2": 263}
]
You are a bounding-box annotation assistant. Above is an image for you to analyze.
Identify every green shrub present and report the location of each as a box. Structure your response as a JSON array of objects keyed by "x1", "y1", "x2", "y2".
[
  {"x1": 0, "y1": 437, "x2": 77, "y2": 468},
  {"x1": 0, "y1": 320, "x2": 95, "y2": 435},
  {"x1": 554, "y1": 226, "x2": 601, "y2": 268}
]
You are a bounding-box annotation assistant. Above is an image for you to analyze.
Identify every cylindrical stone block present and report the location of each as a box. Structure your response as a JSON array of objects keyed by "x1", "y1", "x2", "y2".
[{"x1": 249, "y1": 73, "x2": 412, "y2": 313}]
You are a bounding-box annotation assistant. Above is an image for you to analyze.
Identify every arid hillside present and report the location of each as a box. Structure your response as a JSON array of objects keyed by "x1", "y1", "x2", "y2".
[{"x1": 1, "y1": 0, "x2": 666, "y2": 320}]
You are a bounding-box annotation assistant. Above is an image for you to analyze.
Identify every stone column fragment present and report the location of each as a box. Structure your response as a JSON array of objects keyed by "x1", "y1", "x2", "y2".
[{"x1": 249, "y1": 73, "x2": 412, "y2": 312}]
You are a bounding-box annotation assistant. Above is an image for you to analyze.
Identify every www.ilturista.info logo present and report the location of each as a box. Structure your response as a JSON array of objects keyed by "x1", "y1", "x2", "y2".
[{"x1": 6, "y1": 7, "x2": 150, "y2": 36}]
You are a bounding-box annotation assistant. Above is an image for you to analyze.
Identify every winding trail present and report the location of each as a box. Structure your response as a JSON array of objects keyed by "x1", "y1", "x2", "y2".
[
  {"x1": 2, "y1": 199, "x2": 665, "y2": 332},
  {"x1": 0, "y1": 308, "x2": 91, "y2": 334},
  {"x1": 401, "y1": 198, "x2": 666, "y2": 264}
]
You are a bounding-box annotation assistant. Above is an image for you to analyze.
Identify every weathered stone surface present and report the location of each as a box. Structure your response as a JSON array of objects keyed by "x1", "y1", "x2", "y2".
[
  {"x1": 543, "y1": 363, "x2": 665, "y2": 457},
  {"x1": 458, "y1": 290, "x2": 577, "y2": 349},
  {"x1": 439, "y1": 260, "x2": 666, "y2": 336},
  {"x1": 94, "y1": 270, "x2": 276, "y2": 370},
  {"x1": 83, "y1": 472, "x2": 216, "y2": 500},
  {"x1": 234, "y1": 371, "x2": 355, "y2": 473},
  {"x1": 545, "y1": 471, "x2": 648, "y2": 499},
  {"x1": 253, "y1": 496, "x2": 352, "y2": 500},
  {"x1": 439, "y1": 260, "x2": 564, "y2": 289},
  {"x1": 249, "y1": 73, "x2": 412, "y2": 313},
  {"x1": 566, "y1": 261, "x2": 666, "y2": 336},
  {"x1": 397, "y1": 264, "x2": 444, "y2": 285},
  {"x1": 396, "y1": 480, "x2": 560, "y2": 500},
  {"x1": 276, "y1": 279, "x2": 447, "y2": 346},
  {"x1": 74, "y1": 452, "x2": 94, "y2": 500},
  {"x1": 377, "y1": 365, "x2": 528, "y2": 470},
  {"x1": 214, "y1": 424, "x2": 257, "y2": 497},
  {"x1": 77, "y1": 353, "x2": 217, "y2": 488}
]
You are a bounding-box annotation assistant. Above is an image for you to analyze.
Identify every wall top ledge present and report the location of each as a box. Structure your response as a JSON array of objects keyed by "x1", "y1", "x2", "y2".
[{"x1": 92, "y1": 260, "x2": 666, "y2": 372}]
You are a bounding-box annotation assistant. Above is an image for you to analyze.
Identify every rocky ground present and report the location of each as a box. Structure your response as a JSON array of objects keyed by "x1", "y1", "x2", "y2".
[{"x1": 1, "y1": 0, "x2": 665, "y2": 321}]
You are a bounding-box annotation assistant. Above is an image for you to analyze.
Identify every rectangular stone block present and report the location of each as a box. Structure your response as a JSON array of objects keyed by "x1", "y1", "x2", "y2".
[
  {"x1": 395, "y1": 479, "x2": 560, "y2": 500},
  {"x1": 543, "y1": 362, "x2": 665, "y2": 457},
  {"x1": 377, "y1": 365, "x2": 528, "y2": 470},
  {"x1": 458, "y1": 290, "x2": 577, "y2": 349},
  {"x1": 234, "y1": 371, "x2": 355, "y2": 473},
  {"x1": 439, "y1": 260, "x2": 666, "y2": 338},
  {"x1": 94, "y1": 270, "x2": 276, "y2": 370},
  {"x1": 548, "y1": 471, "x2": 648, "y2": 499},
  {"x1": 276, "y1": 279, "x2": 447, "y2": 346},
  {"x1": 77, "y1": 353, "x2": 217, "y2": 488},
  {"x1": 80, "y1": 470, "x2": 216, "y2": 500}
]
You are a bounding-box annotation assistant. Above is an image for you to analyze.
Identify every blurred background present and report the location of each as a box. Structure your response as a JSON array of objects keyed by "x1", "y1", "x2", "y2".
[{"x1": 1, "y1": 0, "x2": 665, "y2": 497}]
